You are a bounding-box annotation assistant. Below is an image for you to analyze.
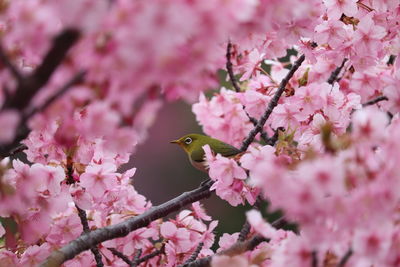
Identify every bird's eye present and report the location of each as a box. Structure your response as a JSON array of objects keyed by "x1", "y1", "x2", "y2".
[{"x1": 184, "y1": 137, "x2": 192, "y2": 145}]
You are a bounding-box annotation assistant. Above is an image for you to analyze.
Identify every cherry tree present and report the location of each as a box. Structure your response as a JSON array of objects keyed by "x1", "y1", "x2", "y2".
[{"x1": 0, "y1": 0, "x2": 399, "y2": 266}]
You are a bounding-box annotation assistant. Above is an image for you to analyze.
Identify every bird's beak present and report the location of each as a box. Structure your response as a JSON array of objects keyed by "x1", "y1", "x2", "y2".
[{"x1": 170, "y1": 140, "x2": 179, "y2": 144}]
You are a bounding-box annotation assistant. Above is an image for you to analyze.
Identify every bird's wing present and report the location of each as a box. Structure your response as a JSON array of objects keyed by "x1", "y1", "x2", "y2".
[
  {"x1": 191, "y1": 148, "x2": 205, "y2": 163},
  {"x1": 214, "y1": 142, "x2": 241, "y2": 157}
]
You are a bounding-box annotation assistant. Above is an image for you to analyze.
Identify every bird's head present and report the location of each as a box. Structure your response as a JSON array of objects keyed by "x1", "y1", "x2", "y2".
[{"x1": 170, "y1": 134, "x2": 203, "y2": 155}]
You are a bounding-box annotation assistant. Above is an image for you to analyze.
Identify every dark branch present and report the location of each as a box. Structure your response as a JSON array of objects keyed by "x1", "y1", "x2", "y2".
[
  {"x1": 0, "y1": 29, "x2": 82, "y2": 158},
  {"x1": 135, "y1": 244, "x2": 165, "y2": 266},
  {"x1": 244, "y1": 109, "x2": 269, "y2": 143},
  {"x1": 132, "y1": 249, "x2": 142, "y2": 262},
  {"x1": 183, "y1": 242, "x2": 204, "y2": 265},
  {"x1": 226, "y1": 41, "x2": 241, "y2": 93},
  {"x1": 237, "y1": 221, "x2": 251, "y2": 242},
  {"x1": 40, "y1": 179, "x2": 213, "y2": 267},
  {"x1": 266, "y1": 127, "x2": 284, "y2": 146},
  {"x1": 180, "y1": 235, "x2": 268, "y2": 267},
  {"x1": 240, "y1": 54, "x2": 305, "y2": 152},
  {"x1": 9, "y1": 144, "x2": 28, "y2": 157},
  {"x1": 24, "y1": 70, "x2": 86, "y2": 120},
  {"x1": 108, "y1": 248, "x2": 135, "y2": 267},
  {"x1": 0, "y1": 45, "x2": 23, "y2": 83},
  {"x1": 311, "y1": 251, "x2": 318, "y2": 267},
  {"x1": 362, "y1": 95, "x2": 388, "y2": 107},
  {"x1": 76, "y1": 205, "x2": 104, "y2": 267},
  {"x1": 387, "y1": 55, "x2": 396, "y2": 65},
  {"x1": 226, "y1": 42, "x2": 270, "y2": 142},
  {"x1": 336, "y1": 249, "x2": 353, "y2": 267},
  {"x1": 327, "y1": 58, "x2": 347, "y2": 85},
  {"x1": 3, "y1": 28, "x2": 80, "y2": 110}
]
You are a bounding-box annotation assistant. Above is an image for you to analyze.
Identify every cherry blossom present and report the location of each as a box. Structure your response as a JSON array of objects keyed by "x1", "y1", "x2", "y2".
[{"x1": 0, "y1": 0, "x2": 399, "y2": 266}]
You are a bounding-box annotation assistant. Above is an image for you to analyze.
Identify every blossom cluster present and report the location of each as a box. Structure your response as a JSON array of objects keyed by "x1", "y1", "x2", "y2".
[{"x1": 0, "y1": 0, "x2": 398, "y2": 266}]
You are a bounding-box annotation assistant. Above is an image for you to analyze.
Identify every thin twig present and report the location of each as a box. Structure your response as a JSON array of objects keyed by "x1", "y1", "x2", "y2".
[
  {"x1": 183, "y1": 242, "x2": 204, "y2": 265},
  {"x1": 135, "y1": 244, "x2": 165, "y2": 266},
  {"x1": 336, "y1": 249, "x2": 353, "y2": 267},
  {"x1": 40, "y1": 179, "x2": 214, "y2": 267},
  {"x1": 312, "y1": 251, "x2": 318, "y2": 267},
  {"x1": 108, "y1": 248, "x2": 135, "y2": 267},
  {"x1": 387, "y1": 55, "x2": 396, "y2": 65},
  {"x1": 266, "y1": 127, "x2": 284, "y2": 146},
  {"x1": 132, "y1": 249, "x2": 142, "y2": 262},
  {"x1": 245, "y1": 110, "x2": 269, "y2": 143},
  {"x1": 76, "y1": 205, "x2": 104, "y2": 267},
  {"x1": 179, "y1": 235, "x2": 268, "y2": 267},
  {"x1": 237, "y1": 221, "x2": 251, "y2": 242},
  {"x1": 362, "y1": 95, "x2": 388, "y2": 107},
  {"x1": 226, "y1": 42, "x2": 269, "y2": 143},
  {"x1": 226, "y1": 41, "x2": 241, "y2": 93},
  {"x1": 240, "y1": 54, "x2": 305, "y2": 152},
  {"x1": 9, "y1": 144, "x2": 28, "y2": 156},
  {"x1": 327, "y1": 58, "x2": 347, "y2": 85}
]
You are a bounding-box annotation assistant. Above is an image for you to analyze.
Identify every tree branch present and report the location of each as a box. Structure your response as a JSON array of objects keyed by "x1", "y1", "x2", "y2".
[
  {"x1": 225, "y1": 41, "x2": 269, "y2": 143},
  {"x1": 336, "y1": 249, "x2": 352, "y2": 267},
  {"x1": 134, "y1": 244, "x2": 165, "y2": 266},
  {"x1": 183, "y1": 242, "x2": 204, "y2": 265},
  {"x1": 226, "y1": 41, "x2": 241, "y2": 93},
  {"x1": 362, "y1": 95, "x2": 388, "y2": 107},
  {"x1": 23, "y1": 70, "x2": 86, "y2": 120},
  {"x1": 0, "y1": 29, "x2": 82, "y2": 158},
  {"x1": 240, "y1": 54, "x2": 305, "y2": 152},
  {"x1": 2, "y1": 29, "x2": 80, "y2": 110},
  {"x1": 0, "y1": 45, "x2": 24, "y2": 83},
  {"x1": 179, "y1": 235, "x2": 268, "y2": 267},
  {"x1": 108, "y1": 248, "x2": 135, "y2": 267},
  {"x1": 76, "y1": 205, "x2": 104, "y2": 267},
  {"x1": 40, "y1": 179, "x2": 214, "y2": 267},
  {"x1": 266, "y1": 127, "x2": 284, "y2": 146},
  {"x1": 327, "y1": 58, "x2": 347, "y2": 85}
]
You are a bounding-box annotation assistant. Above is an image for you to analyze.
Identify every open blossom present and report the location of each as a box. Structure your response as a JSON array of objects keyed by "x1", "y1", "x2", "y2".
[
  {"x1": 203, "y1": 144, "x2": 251, "y2": 206},
  {"x1": 0, "y1": 109, "x2": 20, "y2": 144},
  {"x1": 160, "y1": 222, "x2": 192, "y2": 253},
  {"x1": 79, "y1": 162, "x2": 119, "y2": 199},
  {"x1": 239, "y1": 48, "x2": 265, "y2": 81},
  {"x1": 323, "y1": 0, "x2": 358, "y2": 20},
  {"x1": 0, "y1": 0, "x2": 400, "y2": 265}
]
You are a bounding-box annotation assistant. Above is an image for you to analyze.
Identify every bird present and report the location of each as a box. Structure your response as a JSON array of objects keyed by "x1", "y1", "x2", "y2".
[{"x1": 170, "y1": 133, "x2": 241, "y2": 172}]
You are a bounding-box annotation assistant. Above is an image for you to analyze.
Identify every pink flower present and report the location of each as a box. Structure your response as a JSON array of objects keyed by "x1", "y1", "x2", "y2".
[
  {"x1": 271, "y1": 102, "x2": 309, "y2": 129},
  {"x1": 353, "y1": 13, "x2": 386, "y2": 57},
  {"x1": 160, "y1": 221, "x2": 192, "y2": 253},
  {"x1": 294, "y1": 82, "x2": 325, "y2": 114},
  {"x1": 246, "y1": 209, "x2": 276, "y2": 238},
  {"x1": 239, "y1": 48, "x2": 265, "y2": 81},
  {"x1": 0, "y1": 110, "x2": 20, "y2": 144},
  {"x1": 191, "y1": 201, "x2": 212, "y2": 221},
  {"x1": 217, "y1": 233, "x2": 239, "y2": 252},
  {"x1": 80, "y1": 163, "x2": 119, "y2": 199},
  {"x1": 208, "y1": 154, "x2": 247, "y2": 186},
  {"x1": 19, "y1": 243, "x2": 51, "y2": 266},
  {"x1": 323, "y1": 0, "x2": 358, "y2": 20},
  {"x1": 352, "y1": 106, "x2": 389, "y2": 142},
  {"x1": 314, "y1": 20, "x2": 347, "y2": 48},
  {"x1": 32, "y1": 164, "x2": 65, "y2": 196}
]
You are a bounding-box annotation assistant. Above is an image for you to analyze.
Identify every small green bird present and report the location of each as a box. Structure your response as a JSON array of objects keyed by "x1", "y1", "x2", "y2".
[{"x1": 170, "y1": 134, "x2": 241, "y2": 172}]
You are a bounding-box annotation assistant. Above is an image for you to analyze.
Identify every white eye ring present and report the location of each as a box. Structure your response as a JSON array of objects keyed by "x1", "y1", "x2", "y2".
[{"x1": 184, "y1": 137, "x2": 192, "y2": 144}]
